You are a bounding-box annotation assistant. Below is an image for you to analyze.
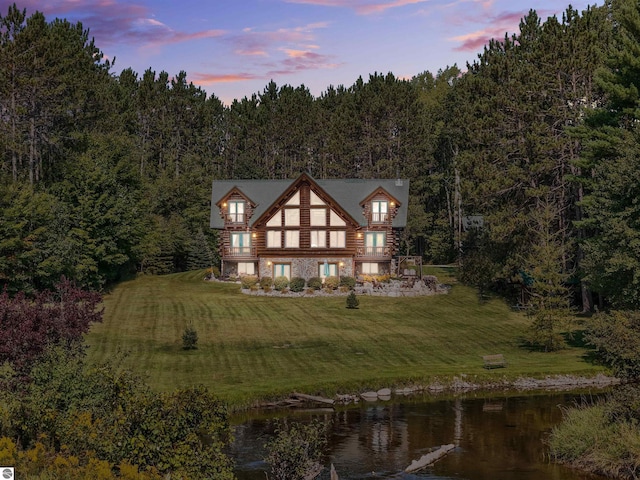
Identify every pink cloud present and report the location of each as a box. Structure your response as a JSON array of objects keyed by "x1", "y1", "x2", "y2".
[
  {"x1": 190, "y1": 72, "x2": 259, "y2": 85},
  {"x1": 449, "y1": 10, "x2": 531, "y2": 52},
  {"x1": 229, "y1": 22, "x2": 328, "y2": 57},
  {"x1": 265, "y1": 50, "x2": 340, "y2": 76},
  {"x1": 0, "y1": 0, "x2": 225, "y2": 48},
  {"x1": 285, "y1": 0, "x2": 429, "y2": 15}
]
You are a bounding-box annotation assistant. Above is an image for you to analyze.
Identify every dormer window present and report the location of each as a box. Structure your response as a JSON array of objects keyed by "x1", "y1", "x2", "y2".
[
  {"x1": 228, "y1": 201, "x2": 245, "y2": 223},
  {"x1": 372, "y1": 200, "x2": 388, "y2": 223}
]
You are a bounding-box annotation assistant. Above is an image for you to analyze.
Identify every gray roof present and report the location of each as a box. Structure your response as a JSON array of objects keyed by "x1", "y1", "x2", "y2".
[{"x1": 210, "y1": 176, "x2": 410, "y2": 229}]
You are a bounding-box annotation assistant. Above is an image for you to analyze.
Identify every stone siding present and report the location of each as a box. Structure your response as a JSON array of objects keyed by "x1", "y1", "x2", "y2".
[{"x1": 259, "y1": 257, "x2": 353, "y2": 280}]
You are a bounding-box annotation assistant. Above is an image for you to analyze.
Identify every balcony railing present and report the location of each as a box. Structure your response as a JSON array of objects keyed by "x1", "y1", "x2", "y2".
[
  {"x1": 225, "y1": 246, "x2": 256, "y2": 257},
  {"x1": 226, "y1": 213, "x2": 245, "y2": 224},
  {"x1": 357, "y1": 246, "x2": 390, "y2": 257},
  {"x1": 371, "y1": 213, "x2": 389, "y2": 223}
]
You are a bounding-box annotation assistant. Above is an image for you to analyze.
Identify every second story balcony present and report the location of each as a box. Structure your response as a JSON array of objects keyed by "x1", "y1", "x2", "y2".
[
  {"x1": 225, "y1": 246, "x2": 256, "y2": 258},
  {"x1": 357, "y1": 246, "x2": 391, "y2": 258}
]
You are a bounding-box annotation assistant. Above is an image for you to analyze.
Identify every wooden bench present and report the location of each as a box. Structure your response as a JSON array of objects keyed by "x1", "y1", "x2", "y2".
[{"x1": 482, "y1": 354, "x2": 507, "y2": 369}]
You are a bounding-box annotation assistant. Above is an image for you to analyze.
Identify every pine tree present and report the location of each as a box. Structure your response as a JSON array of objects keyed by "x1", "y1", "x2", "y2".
[{"x1": 346, "y1": 291, "x2": 359, "y2": 309}]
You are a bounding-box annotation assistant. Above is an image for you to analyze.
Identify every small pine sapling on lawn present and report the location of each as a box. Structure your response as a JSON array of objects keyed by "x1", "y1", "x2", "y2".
[
  {"x1": 346, "y1": 291, "x2": 359, "y2": 309},
  {"x1": 183, "y1": 324, "x2": 198, "y2": 350}
]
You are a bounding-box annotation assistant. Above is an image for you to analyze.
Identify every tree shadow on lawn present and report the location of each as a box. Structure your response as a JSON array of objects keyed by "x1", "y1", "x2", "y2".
[
  {"x1": 515, "y1": 329, "x2": 604, "y2": 367},
  {"x1": 564, "y1": 329, "x2": 604, "y2": 367}
]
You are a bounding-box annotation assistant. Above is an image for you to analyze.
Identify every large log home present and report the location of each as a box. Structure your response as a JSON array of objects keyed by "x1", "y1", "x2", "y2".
[{"x1": 210, "y1": 173, "x2": 410, "y2": 280}]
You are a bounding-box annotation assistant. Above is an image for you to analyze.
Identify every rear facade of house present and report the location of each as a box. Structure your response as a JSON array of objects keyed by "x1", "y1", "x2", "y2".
[{"x1": 210, "y1": 173, "x2": 410, "y2": 280}]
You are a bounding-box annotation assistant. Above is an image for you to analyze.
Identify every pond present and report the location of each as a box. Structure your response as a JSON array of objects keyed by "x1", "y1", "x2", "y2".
[{"x1": 231, "y1": 390, "x2": 608, "y2": 480}]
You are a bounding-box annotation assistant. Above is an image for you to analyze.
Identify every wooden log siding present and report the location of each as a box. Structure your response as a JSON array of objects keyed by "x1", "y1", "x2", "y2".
[{"x1": 254, "y1": 182, "x2": 358, "y2": 258}]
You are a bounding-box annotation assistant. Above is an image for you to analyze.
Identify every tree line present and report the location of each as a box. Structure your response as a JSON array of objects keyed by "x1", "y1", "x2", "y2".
[{"x1": 1, "y1": 0, "x2": 639, "y2": 317}]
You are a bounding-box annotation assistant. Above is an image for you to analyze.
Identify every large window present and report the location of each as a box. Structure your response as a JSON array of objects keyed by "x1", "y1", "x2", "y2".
[
  {"x1": 284, "y1": 209, "x2": 300, "y2": 226},
  {"x1": 372, "y1": 200, "x2": 388, "y2": 223},
  {"x1": 230, "y1": 233, "x2": 251, "y2": 255},
  {"x1": 310, "y1": 208, "x2": 326, "y2": 226},
  {"x1": 285, "y1": 230, "x2": 299, "y2": 248},
  {"x1": 329, "y1": 231, "x2": 346, "y2": 248},
  {"x1": 286, "y1": 191, "x2": 300, "y2": 205},
  {"x1": 238, "y1": 262, "x2": 255, "y2": 275},
  {"x1": 361, "y1": 262, "x2": 379, "y2": 274},
  {"x1": 330, "y1": 210, "x2": 345, "y2": 226},
  {"x1": 267, "y1": 230, "x2": 281, "y2": 248},
  {"x1": 266, "y1": 210, "x2": 281, "y2": 227},
  {"x1": 310, "y1": 230, "x2": 326, "y2": 248},
  {"x1": 319, "y1": 262, "x2": 337, "y2": 279},
  {"x1": 273, "y1": 263, "x2": 291, "y2": 279},
  {"x1": 228, "y1": 201, "x2": 245, "y2": 223},
  {"x1": 310, "y1": 190, "x2": 325, "y2": 205},
  {"x1": 365, "y1": 232, "x2": 386, "y2": 255}
]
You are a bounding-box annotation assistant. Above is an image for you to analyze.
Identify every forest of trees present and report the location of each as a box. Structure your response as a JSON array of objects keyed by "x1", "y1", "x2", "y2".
[
  {"x1": 5, "y1": 1, "x2": 640, "y2": 477},
  {"x1": 1, "y1": 0, "x2": 639, "y2": 318}
]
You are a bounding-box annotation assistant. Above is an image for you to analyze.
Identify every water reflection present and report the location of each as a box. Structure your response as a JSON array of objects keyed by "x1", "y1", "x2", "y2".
[{"x1": 232, "y1": 391, "x2": 607, "y2": 480}]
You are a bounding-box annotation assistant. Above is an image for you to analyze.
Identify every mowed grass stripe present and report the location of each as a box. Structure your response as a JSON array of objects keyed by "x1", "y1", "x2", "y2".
[{"x1": 86, "y1": 270, "x2": 605, "y2": 405}]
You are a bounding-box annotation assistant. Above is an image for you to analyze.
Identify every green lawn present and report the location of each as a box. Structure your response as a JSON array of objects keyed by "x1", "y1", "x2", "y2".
[{"x1": 86, "y1": 269, "x2": 604, "y2": 406}]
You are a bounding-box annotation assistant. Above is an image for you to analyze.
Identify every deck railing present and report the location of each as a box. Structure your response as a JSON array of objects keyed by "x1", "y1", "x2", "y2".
[
  {"x1": 225, "y1": 246, "x2": 256, "y2": 257},
  {"x1": 357, "y1": 246, "x2": 390, "y2": 257}
]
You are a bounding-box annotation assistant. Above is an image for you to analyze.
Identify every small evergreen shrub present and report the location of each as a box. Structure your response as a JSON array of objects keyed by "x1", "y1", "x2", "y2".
[
  {"x1": 241, "y1": 275, "x2": 259, "y2": 289},
  {"x1": 289, "y1": 277, "x2": 306, "y2": 292},
  {"x1": 307, "y1": 277, "x2": 323, "y2": 290},
  {"x1": 274, "y1": 276, "x2": 289, "y2": 291},
  {"x1": 324, "y1": 276, "x2": 340, "y2": 289},
  {"x1": 339, "y1": 276, "x2": 356, "y2": 289},
  {"x1": 182, "y1": 324, "x2": 198, "y2": 350},
  {"x1": 346, "y1": 292, "x2": 359, "y2": 309},
  {"x1": 260, "y1": 276, "x2": 273, "y2": 289}
]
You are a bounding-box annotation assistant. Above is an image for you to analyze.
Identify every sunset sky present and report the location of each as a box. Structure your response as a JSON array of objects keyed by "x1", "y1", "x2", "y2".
[{"x1": 4, "y1": 0, "x2": 601, "y2": 104}]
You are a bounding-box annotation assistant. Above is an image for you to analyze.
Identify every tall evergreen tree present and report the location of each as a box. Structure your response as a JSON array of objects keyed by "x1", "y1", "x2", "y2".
[{"x1": 577, "y1": 0, "x2": 640, "y2": 309}]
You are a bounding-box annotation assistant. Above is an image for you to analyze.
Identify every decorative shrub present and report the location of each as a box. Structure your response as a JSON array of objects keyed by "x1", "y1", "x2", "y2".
[
  {"x1": 307, "y1": 277, "x2": 323, "y2": 290},
  {"x1": 423, "y1": 275, "x2": 438, "y2": 290},
  {"x1": 339, "y1": 276, "x2": 356, "y2": 289},
  {"x1": 274, "y1": 276, "x2": 289, "y2": 291},
  {"x1": 290, "y1": 277, "x2": 306, "y2": 292},
  {"x1": 182, "y1": 324, "x2": 198, "y2": 350},
  {"x1": 324, "y1": 276, "x2": 340, "y2": 289},
  {"x1": 346, "y1": 292, "x2": 359, "y2": 309},
  {"x1": 241, "y1": 275, "x2": 259, "y2": 289},
  {"x1": 260, "y1": 276, "x2": 273, "y2": 289},
  {"x1": 362, "y1": 274, "x2": 390, "y2": 284}
]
